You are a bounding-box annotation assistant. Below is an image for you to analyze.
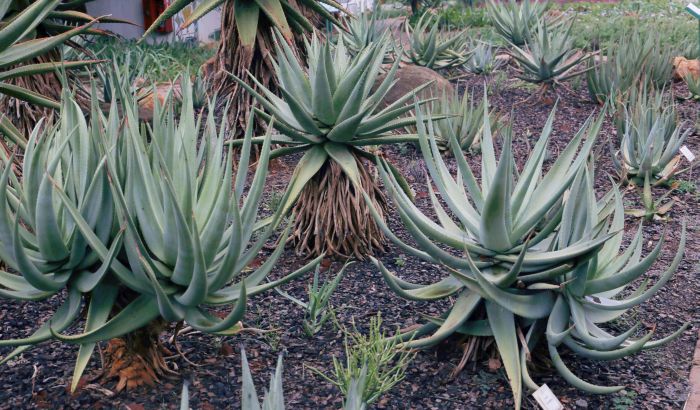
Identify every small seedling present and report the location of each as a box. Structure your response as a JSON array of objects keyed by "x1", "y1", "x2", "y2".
[
  {"x1": 277, "y1": 262, "x2": 351, "y2": 337},
  {"x1": 625, "y1": 173, "x2": 676, "y2": 221},
  {"x1": 672, "y1": 179, "x2": 697, "y2": 194},
  {"x1": 308, "y1": 314, "x2": 415, "y2": 406},
  {"x1": 268, "y1": 189, "x2": 284, "y2": 213}
]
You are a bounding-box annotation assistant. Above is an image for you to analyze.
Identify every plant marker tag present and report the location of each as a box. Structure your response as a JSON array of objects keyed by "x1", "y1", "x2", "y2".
[
  {"x1": 533, "y1": 384, "x2": 563, "y2": 410},
  {"x1": 687, "y1": 3, "x2": 700, "y2": 19},
  {"x1": 680, "y1": 145, "x2": 696, "y2": 162}
]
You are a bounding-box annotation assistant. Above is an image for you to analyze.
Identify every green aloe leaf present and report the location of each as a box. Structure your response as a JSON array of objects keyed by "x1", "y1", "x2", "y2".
[
  {"x1": 183, "y1": 0, "x2": 227, "y2": 29},
  {"x1": 51, "y1": 294, "x2": 160, "y2": 344},
  {"x1": 0, "y1": 0, "x2": 60, "y2": 51},
  {"x1": 234, "y1": 1, "x2": 260, "y2": 50},
  {"x1": 486, "y1": 300, "x2": 522, "y2": 409},
  {"x1": 0, "y1": 83, "x2": 59, "y2": 109},
  {"x1": 71, "y1": 283, "x2": 118, "y2": 392},
  {"x1": 278, "y1": 146, "x2": 328, "y2": 216},
  {"x1": 324, "y1": 143, "x2": 360, "y2": 185},
  {"x1": 253, "y1": 0, "x2": 292, "y2": 39}
]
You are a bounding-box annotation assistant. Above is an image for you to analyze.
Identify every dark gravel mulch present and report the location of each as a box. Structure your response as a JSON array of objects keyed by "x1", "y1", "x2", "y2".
[{"x1": 0, "y1": 68, "x2": 698, "y2": 410}]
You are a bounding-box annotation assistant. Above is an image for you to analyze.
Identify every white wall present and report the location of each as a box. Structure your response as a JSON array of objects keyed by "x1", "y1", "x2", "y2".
[
  {"x1": 86, "y1": 0, "x2": 145, "y2": 39},
  {"x1": 340, "y1": 0, "x2": 375, "y2": 14},
  {"x1": 86, "y1": 0, "x2": 221, "y2": 43}
]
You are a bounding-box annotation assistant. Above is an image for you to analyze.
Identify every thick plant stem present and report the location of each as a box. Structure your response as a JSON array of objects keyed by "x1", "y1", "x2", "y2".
[
  {"x1": 102, "y1": 290, "x2": 176, "y2": 391},
  {"x1": 203, "y1": 0, "x2": 320, "y2": 136},
  {"x1": 102, "y1": 319, "x2": 176, "y2": 392},
  {"x1": 0, "y1": 53, "x2": 60, "y2": 139},
  {"x1": 291, "y1": 154, "x2": 388, "y2": 259}
]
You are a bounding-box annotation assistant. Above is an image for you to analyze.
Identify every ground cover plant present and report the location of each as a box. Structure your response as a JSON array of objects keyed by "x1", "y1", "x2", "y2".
[
  {"x1": 0, "y1": 0, "x2": 699, "y2": 409},
  {"x1": 86, "y1": 38, "x2": 215, "y2": 84}
]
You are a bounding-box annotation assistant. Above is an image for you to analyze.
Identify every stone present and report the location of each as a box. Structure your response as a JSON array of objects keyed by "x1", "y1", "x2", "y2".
[
  {"x1": 134, "y1": 77, "x2": 183, "y2": 122},
  {"x1": 374, "y1": 64, "x2": 454, "y2": 108},
  {"x1": 672, "y1": 56, "x2": 700, "y2": 81}
]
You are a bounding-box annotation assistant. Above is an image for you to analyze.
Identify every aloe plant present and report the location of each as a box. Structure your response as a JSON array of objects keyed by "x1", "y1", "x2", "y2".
[
  {"x1": 613, "y1": 87, "x2": 690, "y2": 185},
  {"x1": 586, "y1": 31, "x2": 649, "y2": 106},
  {"x1": 464, "y1": 41, "x2": 505, "y2": 75},
  {"x1": 0, "y1": 0, "x2": 110, "y2": 146},
  {"x1": 509, "y1": 21, "x2": 590, "y2": 90},
  {"x1": 230, "y1": 33, "x2": 432, "y2": 258},
  {"x1": 486, "y1": 0, "x2": 548, "y2": 47},
  {"x1": 644, "y1": 34, "x2": 675, "y2": 90},
  {"x1": 0, "y1": 77, "x2": 318, "y2": 392},
  {"x1": 277, "y1": 263, "x2": 351, "y2": 336},
  {"x1": 431, "y1": 88, "x2": 495, "y2": 152},
  {"x1": 181, "y1": 347, "x2": 369, "y2": 409},
  {"x1": 626, "y1": 172, "x2": 676, "y2": 221},
  {"x1": 368, "y1": 101, "x2": 688, "y2": 408},
  {"x1": 141, "y1": 0, "x2": 345, "y2": 134},
  {"x1": 684, "y1": 73, "x2": 700, "y2": 100},
  {"x1": 404, "y1": 13, "x2": 471, "y2": 70},
  {"x1": 339, "y1": 10, "x2": 390, "y2": 58},
  {"x1": 179, "y1": 348, "x2": 284, "y2": 409}
]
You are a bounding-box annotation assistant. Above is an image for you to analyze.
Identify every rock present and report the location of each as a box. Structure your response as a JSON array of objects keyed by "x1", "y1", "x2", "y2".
[
  {"x1": 374, "y1": 65, "x2": 454, "y2": 108},
  {"x1": 575, "y1": 399, "x2": 588, "y2": 408},
  {"x1": 134, "y1": 78, "x2": 183, "y2": 122},
  {"x1": 672, "y1": 56, "x2": 700, "y2": 81}
]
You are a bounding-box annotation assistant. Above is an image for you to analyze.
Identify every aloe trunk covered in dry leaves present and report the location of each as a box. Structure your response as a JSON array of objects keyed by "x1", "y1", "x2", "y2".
[
  {"x1": 0, "y1": 1, "x2": 116, "y2": 143},
  {"x1": 203, "y1": 0, "x2": 320, "y2": 133},
  {"x1": 292, "y1": 152, "x2": 387, "y2": 258},
  {"x1": 101, "y1": 317, "x2": 174, "y2": 391},
  {"x1": 0, "y1": 54, "x2": 60, "y2": 139},
  {"x1": 142, "y1": 0, "x2": 344, "y2": 135}
]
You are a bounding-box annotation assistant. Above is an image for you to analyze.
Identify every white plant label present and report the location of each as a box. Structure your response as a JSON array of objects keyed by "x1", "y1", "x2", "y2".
[
  {"x1": 687, "y1": 3, "x2": 700, "y2": 19},
  {"x1": 533, "y1": 384, "x2": 564, "y2": 410},
  {"x1": 680, "y1": 145, "x2": 696, "y2": 163}
]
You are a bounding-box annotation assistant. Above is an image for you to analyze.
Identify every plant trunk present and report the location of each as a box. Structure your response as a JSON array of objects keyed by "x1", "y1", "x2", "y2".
[
  {"x1": 291, "y1": 152, "x2": 388, "y2": 259},
  {"x1": 411, "y1": 0, "x2": 420, "y2": 15},
  {"x1": 0, "y1": 50, "x2": 92, "y2": 153},
  {"x1": 101, "y1": 290, "x2": 175, "y2": 391},
  {"x1": 0, "y1": 52, "x2": 61, "y2": 141},
  {"x1": 102, "y1": 318, "x2": 175, "y2": 391},
  {"x1": 203, "y1": 0, "x2": 321, "y2": 137}
]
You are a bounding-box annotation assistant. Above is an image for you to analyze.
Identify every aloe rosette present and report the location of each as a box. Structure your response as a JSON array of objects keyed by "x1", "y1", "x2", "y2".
[
  {"x1": 432, "y1": 88, "x2": 493, "y2": 152},
  {"x1": 140, "y1": 0, "x2": 346, "y2": 134},
  {"x1": 613, "y1": 88, "x2": 691, "y2": 185},
  {"x1": 230, "y1": 33, "x2": 433, "y2": 258},
  {"x1": 509, "y1": 21, "x2": 590, "y2": 88},
  {"x1": 369, "y1": 100, "x2": 688, "y2": 408},
  {"x1": 404, "y1": 14, "x2": 471, "y2": 70},
  {"x1": 486, "y1": 0, "x2": 548, "y2": 47},
  {"x1": 0, "y1": 78, "x2": 318, "y2": 391},
  {"x1": 339, "y1": 11, "x2": 391, "y2": 59}
]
